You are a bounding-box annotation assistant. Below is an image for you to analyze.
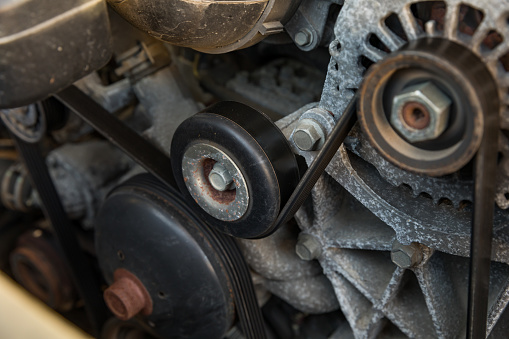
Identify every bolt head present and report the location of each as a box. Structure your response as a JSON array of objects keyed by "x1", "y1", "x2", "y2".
[
  {"x1": 391, "y1": 81, "x2": 451, "y2": 143},
  {"x1": 293, "y1": 119, "x2": 325, "y2": 151},
  {"x1": 295, "y1": 30, "x2": 313, "y2": 47},
  {"x1": 296, "y1": 234, "x2": 322, "y2": 261},
  {"x1": 391, "y1": 240, "x2": 423, "y2": 269},
  {"x1": 391, "y1": 250, "x2": 413, "y2": 269},
  {"x1": 208, "y1": 162, "x2": 234, "y2": 191}
]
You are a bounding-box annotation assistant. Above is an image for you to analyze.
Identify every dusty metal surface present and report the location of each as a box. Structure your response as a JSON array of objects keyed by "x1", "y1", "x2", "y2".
[
  {"x1": 226, "y1": 58, "x2": 325, "y2": 116},
  {"x1": 283, "y1": 0, "x2": 509, "y2": 337},
  {"x1": 287, "y1": 167, "x2": 509, "y2": 337},
  {"x1": 237, "y1": 223, "x2": 339, "y2": 314},
  {"x1": 46, "y1": 141, "x2": 133, "y2": 228},
  {"x1": 320, "y1": 0, "x2": 509, "y2": 205}
]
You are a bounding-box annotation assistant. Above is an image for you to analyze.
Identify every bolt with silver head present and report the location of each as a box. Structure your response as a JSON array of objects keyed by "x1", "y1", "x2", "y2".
[
  {"x1": 391, "y1": 240, "x2": 423, "y2": 269},
  {"x1": 208, "y1": 162, "x2": 234, "y2": 191},
  {"x1": 390, "y1": 81, "x2": 451, "y2": 143},
  {"x1": 296, "y1": 234, "x2": 322, "y2": 261},
  {"x1": 292, "y1": 118, "x2": 326, "y2": 151},
  {"x1": 182, "y1": 143, "x2": 249, "y2": 221},
  {"x1": 294, "y1": 29, "x2": 313, "y2": 47}
]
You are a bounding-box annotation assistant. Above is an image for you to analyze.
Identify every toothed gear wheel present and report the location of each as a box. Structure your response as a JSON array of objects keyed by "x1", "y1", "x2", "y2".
[{"x1": 323, "y1": 0, "x2": 509, "y2": 209}]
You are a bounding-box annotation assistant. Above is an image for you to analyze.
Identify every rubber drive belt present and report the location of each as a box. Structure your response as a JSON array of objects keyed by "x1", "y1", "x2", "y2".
[
  {"x1": 55, "y1": 86, "x2": 267, "y2": 339},
  {"x1": 12, "y1": 135, "x2": 109, "y2": 336}
]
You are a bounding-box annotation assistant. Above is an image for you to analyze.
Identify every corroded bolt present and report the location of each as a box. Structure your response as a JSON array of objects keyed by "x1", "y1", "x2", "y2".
[
  {"x1": 104, "y1": 269, "x2": 152, "y2": 321},
  {"x1": 391, "y1": 240, "x2": 423, "y2": 269},
  {"x1": 296, "y1": 234, "x2": 322, "y2": 261},
  {"x1": 292, "y1": 118, "x2": 326, "y2": 151},
  {"x1": 391, "y1": 81, "x2": 451, "y2": 143},
  {"x1": 401, "y1": 101, "x2": 430, "y2": 130},
  {"x1": 208, "y1": 162, "x2": 234, "y2": 191},
  {"x1": 295, "y1": 29, "x2": 313, "y2": 47}
]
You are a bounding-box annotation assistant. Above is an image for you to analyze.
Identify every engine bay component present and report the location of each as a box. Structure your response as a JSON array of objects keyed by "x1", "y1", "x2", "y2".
[
  {"x1": 107, "y1": 0, "x2": 300, "y2": 54},
  {"x1": 237, "y1": 223, "x2": 340, "y2": 314},
  {"x1": 96, "y1": 174, "x2": 253, "y2": 338},
  {"x1": 54, "y1": 85, "x2": 179, "y2": 189},
  {"x1": 358, "y1": 38, "x2": 497, "y2": 176},
  {"x1": 2, "y1": 0, "x2": 509, "y2": 337},
  {"x1": 13, "y1": 135, "x2": 110, "y2": 333},
  {"x1": 103, "y1": 268, "x2": 153, "y2": 321},
  {"x1": 171, "y1": 101, "x2": 300, "y2": 238},
  {"x1": 10, "y1": 229, "x2": 77, "y2": 312},
  {"x1": 1, "y1": 141, "x2": 132, "y2": 227},
  {"x1": 44, "y1": 141, "x2": 133, "y2": 227},
  {"x1": 0, "y1": 0, "x2": 112, "y2": 108},
  {"x1": 181, "y1": 143, "x2": 250, "y2": 221},
  {"x1": 0, "y1": 105, "x2": 47, "y2": 143},
  {"x1": 321, "y1": 0, "x2": 509, "y2": 208},
  {"x1": 284, "y1": 0, "x2": 509, "y2": 336},
  {"x1": 1, "y1": 163, "x2": 34, "y2": 213}
]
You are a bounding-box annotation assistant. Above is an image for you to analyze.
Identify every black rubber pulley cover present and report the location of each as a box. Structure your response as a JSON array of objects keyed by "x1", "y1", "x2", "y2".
[
  {"x1": 171, "y1": 101, "x2": 300, "y2": 239},
  {"x1": 95, "y1": 174, "x2": 234, "y2": 339}
]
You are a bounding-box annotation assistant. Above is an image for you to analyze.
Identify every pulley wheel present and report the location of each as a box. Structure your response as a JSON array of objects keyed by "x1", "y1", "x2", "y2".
[
  {"x1": 358, "y1": 38, "x2": 498, "y2": 176},
  {"x1": 95, "y1": 174, "x2": 235, "y2": 339},
  {"x1": 171, "y1": 101, "x2": 300, "y2": 239}
]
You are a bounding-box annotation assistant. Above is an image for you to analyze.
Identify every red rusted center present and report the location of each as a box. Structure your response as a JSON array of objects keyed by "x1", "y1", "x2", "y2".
[
  {"x1": 401, "y1": 102, "x2": 431, "y2": 130},
  {"x1": 202, "y1": 158, "x2": 236, "y2": 204},
  {"x1": 12, "y1": 247, "x2": 55, "y2": 304},
  {"x1": 10, "y1": 233, "x2": 75, "y2": 312},
  {"x1": 104, "y1": 268, "x2": 153, "y2": 321}
]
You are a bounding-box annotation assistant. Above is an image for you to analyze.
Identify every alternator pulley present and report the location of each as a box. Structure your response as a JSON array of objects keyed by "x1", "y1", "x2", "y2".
[{"x1": 359, "y1": 38, "x2": 498, "y2": 176}]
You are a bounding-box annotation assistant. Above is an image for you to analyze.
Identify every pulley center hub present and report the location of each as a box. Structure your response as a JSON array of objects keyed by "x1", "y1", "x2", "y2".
[{"x1": 181, "y1": 143, "x2": 249, "y2": 221}]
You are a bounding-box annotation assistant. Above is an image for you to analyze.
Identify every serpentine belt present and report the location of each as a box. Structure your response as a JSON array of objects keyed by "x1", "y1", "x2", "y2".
[
  {"x1": 12, "y1": 135, "x2": 109, "y2": 336},
  {"x1": 53, "y1": 85, "x2": 358, "y2": 338},
  {"x1": 55, "y1": 86, "x2": 268, "y2": 339},
  {"x1": 17, "y1": 80, "x2": 493, "y2": 337}
]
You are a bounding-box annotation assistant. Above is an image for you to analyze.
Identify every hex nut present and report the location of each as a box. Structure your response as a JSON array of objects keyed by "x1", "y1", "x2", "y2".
[
  {"x1": 391, "y1": 240, "x2": 423, "y2": 269},
  {"x1": 296, "y1": 234, "x2": 322, "y2": 261},
  {"x1": 390, "y1": 81, "x2": 451, "y2": 143},
  {"x1": 292, "y1": 118, "x2": 326, "y2": 151}
]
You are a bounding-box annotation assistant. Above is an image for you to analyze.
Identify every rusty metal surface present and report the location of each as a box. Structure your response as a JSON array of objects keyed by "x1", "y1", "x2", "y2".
[
  {"x1": 181, "y1": 143, "x2": 249, "y2": 221},
  {"x1": 357, "y1": 39, "x2": 492, "y2": 176},
  {"x1": 10, "y1": 230, "x2": 76, "y2": 312},
  {"x1": 104, "y1": 268, "x2": 153, "y2": 321}
]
